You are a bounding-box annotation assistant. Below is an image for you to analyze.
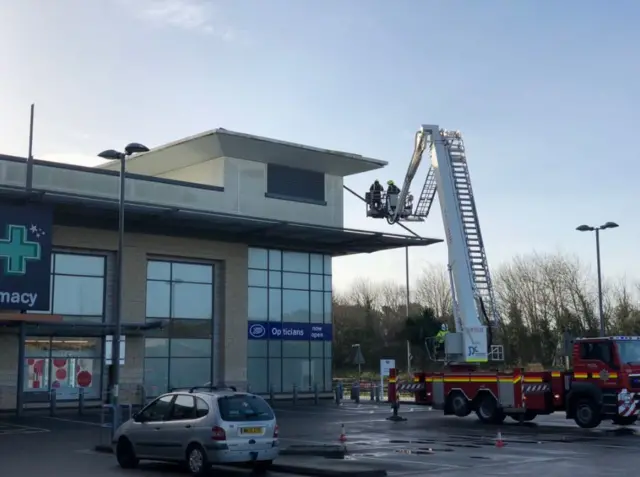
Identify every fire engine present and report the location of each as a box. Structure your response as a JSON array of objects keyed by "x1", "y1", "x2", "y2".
[{"x1": 362, "y1": 125, "x2": 635, "y2": 429}]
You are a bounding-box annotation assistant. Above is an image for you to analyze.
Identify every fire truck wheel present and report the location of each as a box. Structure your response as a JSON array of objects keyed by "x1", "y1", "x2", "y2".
[
  {"x1": 508, "y1": 411, "x2": 537, "y2": 423},
  {"x1": 448, "y1": 392, "x2": 471, "y2": 417},
  {"x1": 612, "y1": 415, "x2": 637, "y2": 426},
  {"x1": 475, "y1": 394, "x2": 505, "y2": 424},
  {"x1": 573, "y1": 398, "x2": 602, "y2": 429}
]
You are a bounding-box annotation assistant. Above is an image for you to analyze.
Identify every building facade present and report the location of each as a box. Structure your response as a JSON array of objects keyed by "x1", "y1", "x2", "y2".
[{"x1": 0, "y1": 128, "x2": 439, "y2": 411}]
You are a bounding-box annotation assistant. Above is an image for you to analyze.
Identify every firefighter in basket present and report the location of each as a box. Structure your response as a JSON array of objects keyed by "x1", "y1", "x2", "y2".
[
  {"x1": 435, "y1": 323, "x2": 449, "y2": 358},
  {"x1": 386, "y1": 180, "x2": 400, "y2": 212}
]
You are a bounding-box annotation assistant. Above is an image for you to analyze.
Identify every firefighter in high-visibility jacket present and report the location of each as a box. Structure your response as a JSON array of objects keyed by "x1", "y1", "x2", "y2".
[{"x1": 435, "y1": 324, "x2": 449, "y2": 358}]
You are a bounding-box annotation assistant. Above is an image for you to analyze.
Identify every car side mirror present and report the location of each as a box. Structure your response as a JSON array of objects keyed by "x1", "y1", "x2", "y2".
[{"x1": 133, "y1": 412, "x2": 146, "y2": 423}]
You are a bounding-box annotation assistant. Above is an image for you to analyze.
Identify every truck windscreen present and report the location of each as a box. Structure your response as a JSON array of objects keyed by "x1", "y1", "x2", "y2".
[{"x1": 617, "y1": 341, "x2": 640, "y2": 365}]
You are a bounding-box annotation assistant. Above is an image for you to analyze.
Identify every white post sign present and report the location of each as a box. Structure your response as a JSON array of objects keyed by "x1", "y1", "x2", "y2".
[
  {"x1": 105, "y1": 335, "x2": 126, "y2": 365},
  {"x1": 379, "y1": 358, "x2": 396, "y2": 393}
]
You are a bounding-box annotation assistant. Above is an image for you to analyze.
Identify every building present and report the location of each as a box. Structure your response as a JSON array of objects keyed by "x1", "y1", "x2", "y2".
[{"x1": 0, "y1": 128, "x2": 441, "y2": 412}]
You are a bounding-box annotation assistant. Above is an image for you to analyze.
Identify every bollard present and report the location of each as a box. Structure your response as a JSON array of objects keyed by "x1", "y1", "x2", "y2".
[
  {"x1": 335, "y1": 386, "x2": 341, "y2": 406},
  {"x1": 375, "y1": 384, "x2": 381, "y2": 403},
  {"x1": 314, "y1": 383, "x2": 319, "y2": 405},
  {"x1": 269, "y1": 384, "x2": 275, "y2": 403},
  {"x1": 353, "y1": 382, "x2": 360, "y2": 404},
  {"x1": 247, "y1": 383, "x2": 252, "y2": 394},
  {"x1": 337, "y1": 382, "x2": 344, "y2": 400},
  {"x1": 370, "y1": 384, "x2": 375, "y2": 401},
  {"x1": 139, "y1": 385, "x2": 147, "y2": 408},
  {"x1": 78, "y1": 387, "x2": 85, "y2": 415},
  {"x1": 49, "y1": 389, "x2": 57, "y2": 417},
  {"x1": 292, "y1": 384, "x2": 298, "y2": 405}
]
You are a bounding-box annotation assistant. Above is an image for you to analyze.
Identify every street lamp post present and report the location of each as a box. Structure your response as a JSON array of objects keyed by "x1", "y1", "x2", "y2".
[
  {"x1": 576, "y1": 221, "x2": 619, "y2": 337},
  {"x1": 98, "y1": 143, "x2": 149, "y2": 431}
]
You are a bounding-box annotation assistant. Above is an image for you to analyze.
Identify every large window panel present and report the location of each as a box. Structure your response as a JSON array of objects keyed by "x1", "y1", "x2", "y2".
[
  {"x1": 170, "y1": 319, "x2": 212, "y2": 338},
  {"x1": 55, "y1": 254, "x2": 104, "y2": 276},
  {"x1": 53, "y1": 276, "x2": 104, "y2": 316},
  {"x1": 324, "y1": 341, "x2": 332, "y2": 358},
  {"x1": 283, "y1": 272, "x2": 308, "y2": 290},
  {"x1": 248, "y1": 358, "x2": 268, "y2": 393},
  {"x1": 283, "y1": 341, "x2": 309, "y2": 358},
  {"x1": 172, "y1": 263, "x2": 213, "y2": 284},
  {"x1": 249, "y1": 270, "x2": 268, "y2": 287},
  {"x1": 310, "y1": 275, "x2": 323, "y2": 291},
  {"x1": 268, "y1": 250, "x2": 282, "y2": 271},
  {"x1": 50, "y1": 337, "x2": 101, "y2": 357},
  {"x1": 268, "y1": 271, "x2": 282, "y2": 288},
  {"x1": 268, "y1": 289, "x2": 281, "y2": 321},
  {"x1": 323, "y1": 255, "x2": 332, "y2": 275},
  {"x1": 324, "y1": 359, "x2": 333, "y2": 392},
  {"x1": 146, "y1": 281, "x2": 171, "y2": 318},
  {"x1": 268, "y1": 358, "x2": 282, "y2": 393},
  {"x1": 144, "y1": 358, "x2": 169, "y2": 395},
  {"x1": 170, "y1": 339, "x2": 212, "y2": 357},
  {"x1": 249, "y1": 248, "x2": 268, "y2": 270},
  {"x1": 248, "y1": 340, "x2": 268, "y2": 358},
  {"x1": 249, "y1": 287, "x2": 268, "y2": 321},
  {"x1": 282, "y1": 290, "x2": 309, "y2": 322},
  {"x1": 282, "y1": 358, "x2": 310, "y2": 392},
  {"x1": 267, "y1": 164, "x2": 325, "y2": 204},
  {"x1": 169, "y1": 358, "x2": 211, "y2": 389},
  {"x1": 147, "y1": 261, "x2": 171, "y2": 280},
  {"x1": 310, "y1": 292, "x2": 323, "y2": 323},
  {"x1": 310, "y1": 341, "x2": 323, "y2": 358},
  {"x1": 145, "y1": 338, "x2": 169, "y2": 357},
  {"x1": 282, "y1": 252, "x2": 309, "y2": 273},
  {"x1": 268, "y1": 340, "x2": 282, "y2": 357},
  {"x1": 310, "y1": 358, "x2": 324, "y2": 391},
  {"x1": 172, "y1": 282, "x2": 212, "y2": 319},
  {"x1": 310, "y1": 254, "x2": 323, "y2": 274},
  {"x1": 323, "y1": 292, "x2": 332, "y2": 323}
]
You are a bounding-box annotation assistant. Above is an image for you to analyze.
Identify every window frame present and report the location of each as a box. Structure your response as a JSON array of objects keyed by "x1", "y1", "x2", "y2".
[{"x1": 265, "y1": 164, "x2": 326, "y2": 205}]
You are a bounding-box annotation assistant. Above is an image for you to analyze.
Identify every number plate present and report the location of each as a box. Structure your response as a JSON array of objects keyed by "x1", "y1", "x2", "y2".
[{"x1": 240, "y1": 427, "x2": 263, "y2": 435}]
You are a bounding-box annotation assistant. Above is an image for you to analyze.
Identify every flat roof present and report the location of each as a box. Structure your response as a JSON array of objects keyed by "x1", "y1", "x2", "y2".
[
  {"x1": 99, "y1": 128, "x2": 388, "y2": 178},
  {"x1": 0, "y1": 184, "x2": 442, "y2": 256}
]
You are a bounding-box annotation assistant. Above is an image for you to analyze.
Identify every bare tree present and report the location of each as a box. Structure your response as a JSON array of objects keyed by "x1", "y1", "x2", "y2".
[{"x1": 414, "y1": 263, "x2": 452, "y2": 319}]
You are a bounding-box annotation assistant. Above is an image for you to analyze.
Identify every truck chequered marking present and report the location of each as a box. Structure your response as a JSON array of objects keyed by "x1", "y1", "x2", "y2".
[{"x1": 523, "y1": 384, "x2": 550, "y2": 393}]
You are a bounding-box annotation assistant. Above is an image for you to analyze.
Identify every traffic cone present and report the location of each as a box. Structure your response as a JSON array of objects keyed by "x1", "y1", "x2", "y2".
[
  {"x1": 495, "y1": 431, "x2": 505, "y2": 448},
  {"x1": 339, "y1": 424, "x2": 347, "y2": 442}
]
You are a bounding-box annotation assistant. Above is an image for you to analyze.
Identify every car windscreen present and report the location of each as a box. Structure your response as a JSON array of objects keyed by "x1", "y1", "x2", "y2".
[{"x1": 218, "y1": 395, "x2": 275, "y2": 422}]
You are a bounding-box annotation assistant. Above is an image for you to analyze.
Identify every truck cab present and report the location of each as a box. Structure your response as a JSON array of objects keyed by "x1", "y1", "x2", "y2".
[{"x1": 564, "y1": 336, "x2": 640, "y2": 428}]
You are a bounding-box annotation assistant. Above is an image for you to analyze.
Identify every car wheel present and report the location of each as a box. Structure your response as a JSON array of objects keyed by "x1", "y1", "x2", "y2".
[
  {"x1": 116, "y1": 437, "x2": 139, "y2": 469},
  {"x1": 573, "y1": 398, "x2": 602, "y2": 429},
  {"x1": 253, "y1": 460, "x2": 273, "y2": 474},
  {"x1": 186, "y1": 444, "x2": 210, "y2": 477},
  {"x1": 612, "y1": 415, "x2": 637, "y2": 426}
]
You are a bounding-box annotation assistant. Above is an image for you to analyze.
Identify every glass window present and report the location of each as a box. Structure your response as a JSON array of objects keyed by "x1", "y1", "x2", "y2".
[
  {"x1": 172, "y1": 283, "x2": 212, "y2": 319},
  {"x1": 25, "y1": 338, "x2": 51, "y2": 357},
  {"x1": 268, "y1": 358, "x2": 282, "y2": 393},
  {"x1": 53, "y1": 276, "x2": 104, "y2": 316},
  {"x1": 311, "y1": 358, "x2": 324, "y2": 391},
  {"x1": 310, "y1": 292, "x2": 323, "y2": 323},
  {"x1": 217, "y1": 395, "x2": 274, "y2": 422},
  {"x1": 141, "y1": 395, "x2": 174, "y2": 421},
  {"x1": 310, "y1": 254, "x2": 323, "y2": 274},
  {"x1": 324, "y1": 275, "x2": 332, "y2": 292},
  {"x1": 249, "y1": 270, "x2": 268, "y2": 287},
  {"x1": 282, "y1": 272, "x2": 308, "y2": 290},
  {"x1": 144, "y1": 358, "x2": 169, "y2": 396},
  {"x1": 324, "y1": 341, "x2": 332, "y2": 358},
  {"x1": 147, "y1": 261, "x2": 171, "y2": 280},
  {"x1": 248, "y1": 340, "x2": 268, "y2": 358},
  {"x1": 195, "y1": 397, "x2": 210, "y2": 418},
  {"x1": 324, "y1": 292, "x2": 332, "y2": 323},
  {"x1": 24, "y1": 357, "x2": 101, "y2": 399},
  {"x1": 170, "y1": 319, "x2": 212, "y2": 338},
  {"x1": 248, "y1": 358, "x2": 268, "y2": 393},
  {"x1": 323, "y1": 255, "x2": 332, "y2": 275},
  {"x1": 145, "y1": 338, "x2": 169, "y2": 357},
  {"x1": 249, "y1": 288, "x2": 268, "y2": 321},
  {"x1": 282, "y1": 251, "x2": 309, "y2": 273},
  {"x1": 268, "y1": 250, "x2": 282, "y2": 270},
  {"x1": 249, "y1": 248, "x2": 268, "y2": 270},
  {"x1": 146, "y1": 281, "x2": 171, "y2": 318},
  {"x1": 169, "y1": 358, "x2": 211, "y2": 389},
  {"x1": 310, "y1": 341, "x2": 324, "y2": 358},
  {"x1": 310, "y1": 274, "x2": 323, "y2": 291},
  {"x1": 170, "y1": 395, "x2": 196, "y2": 420},
  {"x1": 283, "y1": 341, "x2": 309, "y2": 358},
  {"x1": 282, "y1": 290, "x2": 309, "y2": 322},
  {"x1": 172, "y1": 263, "x2": 213, "y2": 283},
  {"x1": 282, "y1": 358, "x2": 310, "y2": 392},
  {"x1": 170, "y1": 339, "x2": 211, "y2": 358},
  {"x1": 50, "y1": 337, "x2": 101, "y2": 357},
  {"x1": 55, "y1": 254, "x2": 104, "y2": 276},
  {"x1": 268, "y1": 340, "x2": 281, "y2": 357},
  {"x1": 268, "y1": 271, "x2": 281, "y2": 288},
  {"x1": 268, "y1": 289, "x2": 281, "y2": 321},
  {"x1": 324, "y1": 359, "x2": 332, "y2": 392}
]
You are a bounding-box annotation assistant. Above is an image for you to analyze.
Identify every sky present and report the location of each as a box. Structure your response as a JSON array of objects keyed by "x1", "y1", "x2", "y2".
[{"x1": 0, "y1": 0, "x2": 638, "y2": 293}]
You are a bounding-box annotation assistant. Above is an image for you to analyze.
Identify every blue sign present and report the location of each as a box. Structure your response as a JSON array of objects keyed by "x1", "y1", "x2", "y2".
[
  {"x1": 248, "y1": 321, "x2": 332, "y2": 341},
  {"x1": 0, "y1": 205, "x2": 52, "y2": 311}
]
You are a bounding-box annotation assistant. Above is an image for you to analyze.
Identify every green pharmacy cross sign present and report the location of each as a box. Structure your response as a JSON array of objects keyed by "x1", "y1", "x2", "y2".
[
  {"x1": 0, "y1": 225, "x2": 42, "y2": 275},
  {"x1": 0, "y1": 205, "x2": 52, "y2": 311}
]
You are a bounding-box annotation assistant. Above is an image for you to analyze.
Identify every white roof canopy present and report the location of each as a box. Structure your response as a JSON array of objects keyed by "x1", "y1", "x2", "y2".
[{"x1": 99, "y1": 128, "x2": 388, "y2": 177}]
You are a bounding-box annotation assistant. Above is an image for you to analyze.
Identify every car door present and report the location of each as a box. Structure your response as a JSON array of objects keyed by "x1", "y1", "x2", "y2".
[
  {"x1": 161, "y1": 394, "x2": 198, "y2": 460},
  {"x1": 128, "y1": 395, "x2": 175, "y2": 459}
]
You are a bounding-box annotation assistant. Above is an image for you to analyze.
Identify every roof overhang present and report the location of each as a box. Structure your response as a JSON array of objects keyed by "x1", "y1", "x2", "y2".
[
  {"x1": 0, "y1": 316, "x2": 163, "y2": 337},
  {"x1": 0, "y1": 186, "x2": 442, "y2": 256},
  {"x1": 98, "y1": 129, "x2": 388, "y2": 178}
]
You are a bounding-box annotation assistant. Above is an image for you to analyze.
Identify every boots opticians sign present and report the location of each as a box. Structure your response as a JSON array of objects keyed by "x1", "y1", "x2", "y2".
[
  {"x1": 0, "y1": 205, "x2": 53, "y2": 310},
  {"x1": 248, "y1": 321, "x2": 332, "y2": 341}
]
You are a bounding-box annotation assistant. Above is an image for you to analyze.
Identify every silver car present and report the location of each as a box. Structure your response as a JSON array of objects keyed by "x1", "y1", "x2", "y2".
[{"x1": 113, "y1": 386, "x2": 279, "y2": 476}]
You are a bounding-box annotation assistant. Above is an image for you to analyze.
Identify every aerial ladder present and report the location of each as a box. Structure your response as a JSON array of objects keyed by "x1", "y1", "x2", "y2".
[{"x1": 363, "y1": 125, "x2": 503, "y2": 363}]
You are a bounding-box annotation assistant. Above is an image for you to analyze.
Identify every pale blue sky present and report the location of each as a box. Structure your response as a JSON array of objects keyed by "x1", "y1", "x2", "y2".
[{"x1": 1, "y1": 0, "x2": 638, "y2": 292}]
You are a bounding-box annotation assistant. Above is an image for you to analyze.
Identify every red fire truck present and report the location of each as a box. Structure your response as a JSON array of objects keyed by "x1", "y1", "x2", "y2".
[{"x1": 364, "y1": 125, "x2": 632, "y2": 429}]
